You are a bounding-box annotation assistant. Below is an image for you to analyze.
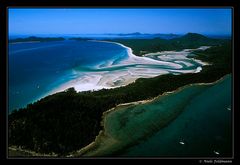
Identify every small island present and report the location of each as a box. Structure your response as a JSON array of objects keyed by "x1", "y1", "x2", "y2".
[{"x1": 9, "y1": 36, "x2": 65, "y2": 43}]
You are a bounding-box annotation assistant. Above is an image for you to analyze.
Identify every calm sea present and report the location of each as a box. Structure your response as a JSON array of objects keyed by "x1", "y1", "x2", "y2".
[{"x1": 9, "y1": 40, "x2": 127, "y2": 112}]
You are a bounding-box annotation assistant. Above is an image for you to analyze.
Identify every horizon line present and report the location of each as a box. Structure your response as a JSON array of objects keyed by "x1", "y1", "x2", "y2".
[{"x1": 9, "y1": 32, "x2": 232, "y2": 36}]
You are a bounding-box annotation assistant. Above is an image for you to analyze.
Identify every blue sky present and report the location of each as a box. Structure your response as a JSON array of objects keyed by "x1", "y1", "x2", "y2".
[{"x1": 8, "y1": 8, "x2": 232, "y2": 35}]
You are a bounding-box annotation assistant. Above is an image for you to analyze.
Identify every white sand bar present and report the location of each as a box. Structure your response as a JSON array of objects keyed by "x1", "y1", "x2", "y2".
[{"x1": 49, "y1": 41, "x2": 211, "y2": 94}]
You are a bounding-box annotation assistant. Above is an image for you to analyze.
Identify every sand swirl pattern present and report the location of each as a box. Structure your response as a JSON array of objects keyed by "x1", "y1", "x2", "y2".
[{"x1": 51, "y1": 41, "x2": 210, "y2": 93}]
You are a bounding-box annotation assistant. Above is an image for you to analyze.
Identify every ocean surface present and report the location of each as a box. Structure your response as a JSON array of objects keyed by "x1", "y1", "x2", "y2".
[
  {"x1": 121, "y1": 75, "x2": 232, "y2": 157},
  {"x1": 77, "y1": 75, "x2": 231, "y2": 157},
  {"x1": 9, "y1": 33, "x2": 180, "y2": 40},
  {"x1": 9, "y1": 40, "x2": 205, "y2": 112},
  {"x1": 9, "y1": 40, "x2": 127, "y2": 112},
  {"x1": 9, "y1": 33, "x2": 230, "y2": 40}
]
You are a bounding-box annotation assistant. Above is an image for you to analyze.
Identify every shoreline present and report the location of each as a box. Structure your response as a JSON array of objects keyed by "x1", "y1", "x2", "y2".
[
  {"x1": 9, "y1": 41, "x2": 41, "y2": 44},
  {"x1": 70, "y1": 73, "x2": 230, "y2": 157},
  {"x1": 8, "y1": 74, "x2": 230, "y2": 157},
  {"x1": 8, "y1": 146, "x2": 57, "y2": 157},
  {"x1": 103, "y1": 73, "x2": 229, "y2": 115},
  {"x1": 10, "y1": 39, "x2": 211, "y2": 103},
  {"x1": 8, "y1": 37, "x2": 231, "y2": 157},
  {"x1": 49, "y1": 40, "x2": 209, "y2": 94},
  {"x1": 90, "y1": 40, "x2": 210, "y2": 66},
  {"x1": 9, "y1": 40, "x2": 211, "y2": 112}
]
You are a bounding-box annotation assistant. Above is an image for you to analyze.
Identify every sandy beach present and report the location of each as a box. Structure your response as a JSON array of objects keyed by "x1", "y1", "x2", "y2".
[{"x1": 48, "y1": 41, "x2": 210, "y2": 95}]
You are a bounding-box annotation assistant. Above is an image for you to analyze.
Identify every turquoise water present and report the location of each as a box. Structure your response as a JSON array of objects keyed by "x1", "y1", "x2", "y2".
[
  {"x1": 120, "y1": 75, "x2": 232, "y2": 157},
  {"x1": 9, "y1": 40, "x2": 203, "y2": 113},
  {"x1": 77, "y1": 75, "x2": 231, "y2": 157},
  {"x1": 9, "y1": 40, "x2": 127, "y2": 112}
]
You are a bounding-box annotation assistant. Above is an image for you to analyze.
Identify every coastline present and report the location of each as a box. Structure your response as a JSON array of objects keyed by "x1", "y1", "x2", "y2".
[
  {"x1": 103, "y1": 73, "x2": 230, "y2": 115},
  {"x1": 48, "y1": 40, "x2": 209, "y2": 95},
  {"x1": 9, "y1": 39, "x2": 211, "y2": 113},
  {"x1": 88, "y1": 40, "x2": 175, "y2": 65},
  {"x1": 9, "y1": 73, "x2": 231, "y2": 157},
  {"x1": 8, "y1": 146, "x2": 57, "y2": 157},
  {"x1": 90, "y1": 40, "x2": 210, "y2": 66},
  {"x1": 9, "y1": 39, "x2": 210, "y2": 105},
  {"x1": 70, "y1": 73, "x2": 230, "y2": 157},
  {"x1": 8, "y1": 39, "x2": 232, "y2": 157},
  {"x1": 9, "y1": 41, "x2": 41, "y2": 44}
]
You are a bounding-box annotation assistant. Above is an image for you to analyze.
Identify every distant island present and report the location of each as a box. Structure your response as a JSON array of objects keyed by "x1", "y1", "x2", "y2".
[
  {"x1": 117, "y1": 32, "x2": 143, "y2": 36},
  {"x1": 9, "y1": 36, "x2": 65, "y2": 43},
  {"x1": 68, "y1": 37, "x2": 92, "y2": 41},
  {"x1": 8, "y1": 33, "x2": 232, "y2": 157}
]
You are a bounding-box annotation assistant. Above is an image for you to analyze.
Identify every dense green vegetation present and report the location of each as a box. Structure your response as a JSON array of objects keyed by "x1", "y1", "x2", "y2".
[
  {"x1": 110, "y1": 33, "x2": 227, "y2": 56},
  {"x1": 8, "y1": 34, "x2": 232, "y2": 156},
  {"x1": 9, "y1": 36, "x2": 65, "y2": 43}
]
